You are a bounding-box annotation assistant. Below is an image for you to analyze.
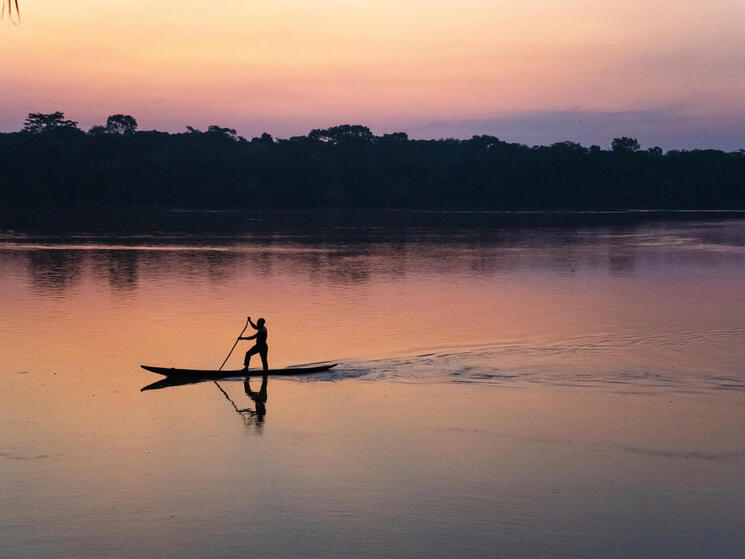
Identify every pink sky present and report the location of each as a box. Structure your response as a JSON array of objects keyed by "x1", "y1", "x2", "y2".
[{"x1": 2, "y1": 0, "x2": 744, "y2": 148}]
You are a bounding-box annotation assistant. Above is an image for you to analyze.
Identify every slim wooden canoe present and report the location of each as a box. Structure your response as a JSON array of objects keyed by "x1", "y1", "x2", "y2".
[{"x1": 140, "y1": 363, "x2": 337, "y2": 378}]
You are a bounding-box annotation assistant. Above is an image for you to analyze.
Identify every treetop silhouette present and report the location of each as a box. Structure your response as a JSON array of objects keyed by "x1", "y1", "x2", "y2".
[{"x1": 2, "y1": 112, "x2": 744, "y2": 211}]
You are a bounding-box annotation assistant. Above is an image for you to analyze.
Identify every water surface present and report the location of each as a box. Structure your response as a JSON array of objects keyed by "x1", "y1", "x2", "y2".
[{"x1": 2, "y1": 211, "x2": 745, "y2": 557}]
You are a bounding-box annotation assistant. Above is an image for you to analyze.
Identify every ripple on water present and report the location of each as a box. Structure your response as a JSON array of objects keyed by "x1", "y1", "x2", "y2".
[{"x1": 315, "y1": 329, "x2": 745, "y2": 393}]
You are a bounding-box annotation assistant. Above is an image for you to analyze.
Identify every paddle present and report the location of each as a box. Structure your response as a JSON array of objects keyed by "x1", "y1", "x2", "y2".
[
  {"x1": 218, "y1": 316, "x2": 250, "y2": 372},
  {"x1": 212, "y1": 316, "x2": 250, "y2": 416}
]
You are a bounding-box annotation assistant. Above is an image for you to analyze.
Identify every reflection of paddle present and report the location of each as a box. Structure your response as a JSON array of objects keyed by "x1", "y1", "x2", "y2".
[
  {"x1": 213, "y1": 317, "x2": 251, "y2": 415},
  {"x1": 140, "y1": 320, "x2": 256, "y2": 415},
  {"x1": 140, "y1": 317, "x2": 257, "y2": 421}
]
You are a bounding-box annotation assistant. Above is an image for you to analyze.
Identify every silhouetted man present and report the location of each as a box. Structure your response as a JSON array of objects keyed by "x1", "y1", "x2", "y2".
[
  {"x1": 239, "y1": 316, "x2": 268, "y2": 371},
  {"x1": 244, "y1": 374, "x2": 268, "y2": 423}
]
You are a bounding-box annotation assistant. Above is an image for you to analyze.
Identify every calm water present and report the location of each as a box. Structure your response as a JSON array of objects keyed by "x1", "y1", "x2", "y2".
[{"x1": 2, "y1": 211, "x2": 745, "y2": 557}]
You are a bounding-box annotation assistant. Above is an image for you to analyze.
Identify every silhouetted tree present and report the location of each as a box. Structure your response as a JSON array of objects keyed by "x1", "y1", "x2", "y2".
[
  {"x1": 22, "y1": 112, "x2": 78, "y2": 133},
  {"x1": 207, "y1": 125, "x2": 239, "y2": 140},
  {"x1": 382, "y1": 132, "x2": 409, "y2": 142},
  {"x1": 309, "y1": 125, "x2": 373, "y2": 143},
  {"x1": 550, "y1": 140, "x2": 587, "y2": 153},
  {"x1": 255, "y1": 132, "x2": 274, "y2": 145},
  {"x1": 2, "y1": 116, "x2": 745, "y2": 211},
  {"x1": 647, "y1": 146, "x2": 663, "y2": 156},
  {"x1": 612, "y1": 137, "x2": 641, "y2": 153},
  {"x1": 106, "y1": 114, "x2": 138, "y2": 134}
]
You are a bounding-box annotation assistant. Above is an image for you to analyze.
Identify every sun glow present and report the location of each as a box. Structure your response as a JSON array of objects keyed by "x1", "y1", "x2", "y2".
[{"x1": 2, "y1": 1, "x2": 745, "y2": 146}]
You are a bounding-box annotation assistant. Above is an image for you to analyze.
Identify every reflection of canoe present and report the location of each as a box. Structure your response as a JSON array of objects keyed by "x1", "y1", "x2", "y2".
[
  {"x1": 141, "y1": 376, "x2": 212, "y2": 391},
  {"x1": 140, "y1": 363, "x2": 338, "y2": 391},
  {"x1": 141, "y1": 363, "x2": 337, "y2": 378}
]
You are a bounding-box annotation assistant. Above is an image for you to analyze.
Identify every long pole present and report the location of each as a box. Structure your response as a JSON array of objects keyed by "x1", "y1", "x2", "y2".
[
  {"x1": 218, "y1": 316, "x2": 250, "y2": 371},
  {"x1": 212, "y1": 317, "x2": 250, "y2": 413}
]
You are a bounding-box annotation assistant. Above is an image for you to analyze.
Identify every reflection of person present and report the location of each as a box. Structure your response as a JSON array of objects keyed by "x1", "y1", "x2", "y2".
[
  {"x1": 244, "y1": 374, "x2": 268, "y2": 423},
  {"x1": 239, "y1": 316, "x2": 268, "y2": 371}
]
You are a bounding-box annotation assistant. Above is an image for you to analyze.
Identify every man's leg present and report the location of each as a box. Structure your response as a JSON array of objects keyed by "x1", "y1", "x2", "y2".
[
  {"x1": 244, "y1": 345, "x2": 259, "y2": 370},
  {"x1": 260, "y1": 348, "x2": 269, "y2": 371}
]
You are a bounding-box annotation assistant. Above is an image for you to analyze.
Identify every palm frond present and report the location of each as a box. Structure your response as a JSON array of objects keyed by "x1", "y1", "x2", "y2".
[{"x1": 1, "y1": 0, "x2": 20, "y2": 25}]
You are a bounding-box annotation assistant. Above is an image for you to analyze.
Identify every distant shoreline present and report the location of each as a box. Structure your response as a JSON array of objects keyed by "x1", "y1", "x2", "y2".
[
  {"x1": 60, "y1": 208, "x2": 745, "y2": 213},
  {"x1": 2, "y1": 122, "x2": 744, "y2": 211},
  {"x1": 4, "y1": 207, "x2": 745, "y2": 215}
]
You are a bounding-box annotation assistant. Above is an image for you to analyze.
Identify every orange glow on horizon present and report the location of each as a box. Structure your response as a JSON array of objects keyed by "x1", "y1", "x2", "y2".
[{"x1": 2, "y1": 0, "x2": 745, "y2": 143}]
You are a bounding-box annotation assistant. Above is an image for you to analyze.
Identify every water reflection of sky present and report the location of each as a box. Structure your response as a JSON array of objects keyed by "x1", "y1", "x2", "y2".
[
  {"x1": 3, "y1": 211, "x2": 745, "y2": 557},
  {"x1": 2, "y1": 211, "x2": 744, "y2": 388},
  {"x1": 4, "y1": 214, "x2": 745, "y2": 292}
]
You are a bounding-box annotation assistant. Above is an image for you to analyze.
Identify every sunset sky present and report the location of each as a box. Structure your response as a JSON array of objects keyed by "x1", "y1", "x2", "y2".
[{"x1": 2, "y1": 0, "x2": 744, "y2": 149}]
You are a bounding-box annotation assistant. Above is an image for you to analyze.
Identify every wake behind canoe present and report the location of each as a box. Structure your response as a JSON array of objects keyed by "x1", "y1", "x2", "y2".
[{"x1": 141, "y1": 363, "x2": 337, "y2": 378}]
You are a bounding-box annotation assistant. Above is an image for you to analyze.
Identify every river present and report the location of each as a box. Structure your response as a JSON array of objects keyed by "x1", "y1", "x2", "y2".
[{"x1": 2, "y1": 210, "x2": 744, "y2": 557}]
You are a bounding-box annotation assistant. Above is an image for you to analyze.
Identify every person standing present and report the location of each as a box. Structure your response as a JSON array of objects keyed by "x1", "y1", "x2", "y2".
[{"x1": 239, "y1": 316, "x2": 268, "y2": 371}]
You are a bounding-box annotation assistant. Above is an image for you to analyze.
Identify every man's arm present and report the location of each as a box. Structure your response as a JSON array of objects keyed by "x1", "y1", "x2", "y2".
[
  {"x1": 248, "y1": 316, "x2": 258, "y2": 330},
  {"x1": 240, "y1": 333, "x2": 257, "y2": 340}
]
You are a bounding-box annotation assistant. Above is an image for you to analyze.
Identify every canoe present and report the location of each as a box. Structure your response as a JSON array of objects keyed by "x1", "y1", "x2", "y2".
[{"x1": 141, "y1": 363, "x2": 337, "y2": 378}]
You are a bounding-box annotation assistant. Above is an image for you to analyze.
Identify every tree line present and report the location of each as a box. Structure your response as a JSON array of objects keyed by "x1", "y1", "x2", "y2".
[{"x1": 1, "y1": 111, "x2": 744, "y2": 210}]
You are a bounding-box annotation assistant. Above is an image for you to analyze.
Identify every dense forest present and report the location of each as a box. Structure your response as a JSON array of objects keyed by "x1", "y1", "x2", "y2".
[{"x1": 1, "y1": 112, "x2": 744, "y2": 210}]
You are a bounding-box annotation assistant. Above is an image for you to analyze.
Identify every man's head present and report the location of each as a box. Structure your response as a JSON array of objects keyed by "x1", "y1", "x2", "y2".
[{"x1": 257, "y1": 318, "x2": 266, "y2": 327}]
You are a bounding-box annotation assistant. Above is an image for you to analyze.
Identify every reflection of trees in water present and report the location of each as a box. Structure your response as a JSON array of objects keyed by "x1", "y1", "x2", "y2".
[
  {"x1": 16, "y1": 237, "x2": 643, "y2": 295},
  {"x1": 103, "y1": 250, "x2": 139, "y2": 291},
  {"x1": 249, "y1": 249, "x2": 275, "y2": 279},
  {"x1": 27, "y1": 249, "x2": 141, "y2": 293},
  {"x1": 38, "y1": 216, "x2": 745, "y2": 297},
  {"x1": 324, "y1": 255, "x2": 372, "y2": 284},
  {"x1": 607, "y1": 247, "x2": 635, "y2": 274},
  {"x1": 26, "y1": 250, "x2": 83, "y2": 291},
  {"x1": 205, "y1": 251, "x2": 246, "y2": 282},
  {"x1": 137, "y1": 250, "x2": 247, "y2": 283},
  {"x1": 21, "y1": 211, "x2": 745, "y2": 298}
]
